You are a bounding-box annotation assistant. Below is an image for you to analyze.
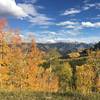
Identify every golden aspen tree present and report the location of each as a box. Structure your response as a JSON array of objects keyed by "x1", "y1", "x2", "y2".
[
  {"x1": 0, "y1": 19, "x2": 10, "y2": 89},
  {"x1": 76, "y1": 64, "x2": 95, "y2": 94},
  {"x1": 57, "y1": 62, "x2": 72, "y2": 93},
  {"x1": 7, "y1": 33, "x2": 26, "y2": 90},
  {"x1": 0, "y1": 18, "x2": 7, "y2": 66},
  {"x1": 87, "y1": 50, "x2": 100, "y2": 92},
  {"x1": 24, "y1": 39, "x2": 44, "y2": 90},
  {"x1": 0, "y1": 66, "x2": 9, "y2": 89}
]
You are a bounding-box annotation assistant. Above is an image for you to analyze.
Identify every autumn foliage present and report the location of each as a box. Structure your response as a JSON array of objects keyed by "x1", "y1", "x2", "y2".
[
  {"x1": 0, "y1": 19, "x2": 59, "y2": 92},
  {"x1": 0, "y1": 19, "x2": 100, "y2": 95}
]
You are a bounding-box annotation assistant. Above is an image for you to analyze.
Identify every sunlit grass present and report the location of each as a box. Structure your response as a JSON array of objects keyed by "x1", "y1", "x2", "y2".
[{"x1": 0, "y1": 90, "x2": 100, "y2": 100}]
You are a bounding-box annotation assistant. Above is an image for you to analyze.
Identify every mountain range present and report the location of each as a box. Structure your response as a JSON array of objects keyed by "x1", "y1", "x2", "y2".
[{"x1": 37, "y1": 42, "x2": 93, "y2": 57}]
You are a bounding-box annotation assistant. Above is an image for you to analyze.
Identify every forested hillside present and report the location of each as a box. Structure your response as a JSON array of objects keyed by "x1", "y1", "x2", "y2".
[{"x1": 93, "y1": 41, "x2": 100, "y2": 50}]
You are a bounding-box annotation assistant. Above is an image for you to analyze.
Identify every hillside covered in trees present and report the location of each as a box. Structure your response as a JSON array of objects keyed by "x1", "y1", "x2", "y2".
[{"x1": 93, "y1": 41, "x2": 100, "y2": 50}]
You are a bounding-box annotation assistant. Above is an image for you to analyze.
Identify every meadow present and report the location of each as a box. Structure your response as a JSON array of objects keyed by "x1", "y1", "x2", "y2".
[{"x1": 0, "y1": 91, "x2": 100, "y2": 100}]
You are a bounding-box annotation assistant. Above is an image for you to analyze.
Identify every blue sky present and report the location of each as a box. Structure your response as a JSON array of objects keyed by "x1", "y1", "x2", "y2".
[{"x1": 0, "y1": 0, "x2": 100, "y2": 43}]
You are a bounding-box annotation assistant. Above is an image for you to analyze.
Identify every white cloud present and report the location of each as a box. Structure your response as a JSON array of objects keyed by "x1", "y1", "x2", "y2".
[
  {"x1": 47, "y1": 31, "x2": 57, "y2": 35},
  {"x1": 0, "y1": 0, "x2": 53, "y2": 25},
  {"x1": 86, "y1": 4, "x2": 95, "y2": 7},
  {"x1": 83, "y1": 3, "x2": 100, "y2": 11},
  {"x1": 29, "y1": 14, "x2": 53, "y2": 25},
  {"x1": 57, "y1": 21, "x2": 77, "y2": 26},
  {"x1": 18, "y1": 3, "x2": 38, "y2": 16},
  {"x1": 0, "y1": 0, "x2": 27, "y2": 19},
  {"x1": 44, "y1": 29, "x2": 81, "y2": 37},
  {"x1": 73, "y1": 37, "x2": 100, "y2": 43},
  {"x1": 82, "y1": 22, "x2": 94, "y2": 27},
  {"x1": 36, "y1": 36, "x2": 100, "y2": 43},
  {"x1": 61, "y1": 3, "x2": 100, "y2": 16},
  {"x1": 58, "y1": 20, "x2": 100, "y2": 30},
  {"x1": 57, "y1": 21, "x2": 82, "y2": 30},
  {"x1": 36, "y1": 38, "x2": 56, "y2": 43},
  {"x1": 61, "y1": 2, "x2": 100, "y2": 16},
  {"x1": 66, "y1": 29, "x2": 81, "y2": 36},
  {"x1": 83, "y1": 4, "x2": 95, "y2": 11},
  {"x1": 39, "y1": 31, "x2": 57, "y2": 35},
  {"x1": 62, "y1": 8, "x2": 81, "y2": 16},
  {"x1": 29, "y1": 30, "x2": 100, "y2": 43},
  {"x1": 82, "y1": 22, "x2": 100, "y2": 28},
  {"x1": 19, "y1": 3, "x2": 53, "y2": 25},
  {"x1": 83, "y1": 6, "x2": 90, "y2": 10},
  {"x1": 64, "y1": 25, "x2": 76, "y2": 29}
]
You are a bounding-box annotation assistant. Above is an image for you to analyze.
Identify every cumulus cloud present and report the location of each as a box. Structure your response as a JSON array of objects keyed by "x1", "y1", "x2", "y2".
[
  {"x1": 18, "y1": 3, "x2": 38, "y2": 16},
  {"x1": 61, "y1": 8, "x2": 81, "y2": 16},
  {"x1": 19, "y1": 3, "x2": 53, "y2": 25},
  {"x1": 0, "y1": 0, "x2": 53, "y2": 25},
  {"x1": 0, "y1": 0, "x2": 27, "y2": 19},
  {"x1": 82, "y1": 22, "x2": 100, "y2": 28},
  {"x1": 56, "y1": 20, "x2": 100, "y2": 37},
  {"x1": 57, "y1": 20, "x2": 100, "y2": 29}
]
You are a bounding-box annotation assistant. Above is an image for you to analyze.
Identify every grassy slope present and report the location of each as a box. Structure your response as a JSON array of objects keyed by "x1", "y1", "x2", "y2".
[{"x1": 0, "y1": 91, "x2": 100, "y2": 100}]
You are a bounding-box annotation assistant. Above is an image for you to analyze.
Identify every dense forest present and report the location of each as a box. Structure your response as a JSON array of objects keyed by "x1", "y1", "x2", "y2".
[{"x1": 0, "y1": 19, "x2": 100, "y2": 99}]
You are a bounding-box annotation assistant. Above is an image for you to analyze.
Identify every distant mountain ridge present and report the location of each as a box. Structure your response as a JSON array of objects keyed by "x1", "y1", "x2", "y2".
[{"x1": 37, "y1": 42, "x2": 93, "y2": 56}]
